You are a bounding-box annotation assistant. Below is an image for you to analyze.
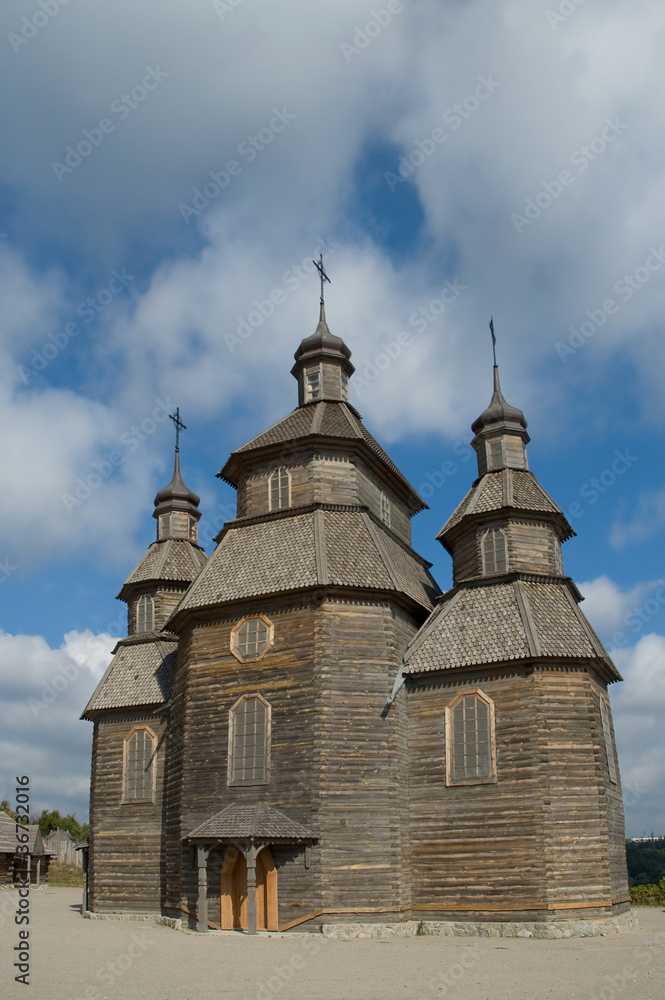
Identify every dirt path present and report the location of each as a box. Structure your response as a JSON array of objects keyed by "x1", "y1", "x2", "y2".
[{"x1": 2, "y1": 888, "x2": 664, "y2": 1000}]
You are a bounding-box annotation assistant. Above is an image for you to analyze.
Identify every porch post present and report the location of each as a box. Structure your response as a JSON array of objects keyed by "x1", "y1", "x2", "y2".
[
  {"x1": 246, "y1": 842, "x2": 258, "y2": 935},
  {"x1": 196, "y1": 845, "x2": 210, "y2": 933}
]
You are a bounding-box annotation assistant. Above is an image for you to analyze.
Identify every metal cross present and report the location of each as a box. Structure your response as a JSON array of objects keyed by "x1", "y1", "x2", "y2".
[
  {"x1": 489, "y1": 316, "x2": 497, "y2": 367},
  {"x1": 169, "y1": 407, "x2": 187, "y2": 453},
  {"x1": 313, "y1": 254, "x2": 331, "y2": 307}
]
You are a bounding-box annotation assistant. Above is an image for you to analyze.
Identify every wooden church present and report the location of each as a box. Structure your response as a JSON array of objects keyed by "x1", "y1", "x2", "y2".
[{"x1": 82, "y1": 299, "x2": 629, "y2": 934}]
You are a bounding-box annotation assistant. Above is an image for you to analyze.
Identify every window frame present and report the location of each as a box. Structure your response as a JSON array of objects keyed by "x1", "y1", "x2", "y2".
[
  {"x1": 305, "y1": 365, "x2": 322, "y2": 402},
  {"x1": 227, "y1": 693, "x2": 271, "y2": 787},
  {"x1": 487, "y1": 438, "x2": 504, "y2": 470},
  {"x1": 380, "y1": 491, "x2": 391, "y2": 527},
  {"x1": 136, "y1": 593, "x2": 155, "y2": 633},
  {"x1": 599, "y1": 694, "x2": 619, "y2": 785},
  {"x1": 230, "y1": 613, "x2": 275, "y2": 663},
  {"x1": 340, "y1": 372, "x2": 349, "y2": 401},
  {"x1": 268, "y1": 466, "x2": 291, "y2": 512},
  {"x1": 122, "y1": 726, "x2": 157, "y2": 803},
  {"x1": 445, "y1": 689, "x2": 497, "y2": 787},
  {"x1": 480, "y1": 526, "x2": 508, "y2": 576},
  {"x1": 554, "y1": 541, "x2": 564, "y2": 576}
]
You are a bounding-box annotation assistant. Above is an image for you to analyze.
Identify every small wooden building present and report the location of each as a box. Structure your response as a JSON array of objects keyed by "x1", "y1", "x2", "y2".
[
  {"x1": 42, "y1": 828, "x2": 82, "y2": 867},
  {"x1": 0, "y1": 812, "x2": 51, "y2": 885},
  {"x1": 82, "y1": 305, "x2": 629, "y2": 932}
]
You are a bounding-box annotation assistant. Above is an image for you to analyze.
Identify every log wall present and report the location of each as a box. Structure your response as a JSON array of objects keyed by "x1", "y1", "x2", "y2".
[
  {"x1": 88, "y1": 711, "x2": 168, "y2": 913},
  {"x1": 407, "y1": 665, "x2": 629, "y2": 920}
]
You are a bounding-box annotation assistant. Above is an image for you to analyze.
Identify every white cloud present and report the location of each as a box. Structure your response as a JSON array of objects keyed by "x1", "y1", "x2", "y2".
[
  {"x1": 610, "y1": 486, "x2": 665, "y2": 548},
  {"x1": 0, "y1": 629, "x2": 113, "y2": 820},
  {"x1": 611, "y1": 633, "x2": 665, "y2": 836},
  {"x1": 578, "y1": 575, "x2": 665, "y2": 642},
  {"x1": 2, "y1": 0, "x2": 665, "y2": 572}
]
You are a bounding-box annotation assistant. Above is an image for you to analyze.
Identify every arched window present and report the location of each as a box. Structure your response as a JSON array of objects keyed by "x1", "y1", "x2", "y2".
[
  {"x1": 136, "y1": 594, "x2": 154, "y2": 632},
  {"x1": 446, "y1": 691, "x2": 496, "y2": 785},
  {"x1": 269, "y1": 467, "x2": 290, "y2": 511},
  {"x1": 481, "y1": 527, "x2": 508, "y2": 576},
  {"x1": 599, "y1": 695, "x2": 618, "y2": 784},
  {"x1": 123, "y1": 727, "x2": 156, "y2": 801},
  {"x1": 554, "y1": 541, "x2": 564, "y2": 576},
  {"x1": 487, "y1": 439, "x2": 504, "y2": 470},
  {"x1": 380, "y1": 492, "x2": 391, "y2": 527},
  {"x1": 228, "y1": 695, "x2": 271, "y2": 786},
  {"x1": 305, "y1": 366, "x2": 321, "y2": 402},
  {"x1": 230, "y1": 614, "x2": 274, "y2": 662}
]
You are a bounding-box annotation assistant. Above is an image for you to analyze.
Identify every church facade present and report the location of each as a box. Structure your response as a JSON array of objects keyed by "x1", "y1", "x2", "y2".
[{"x1": 82, "y1": 305, "x2": 629, "y2": 933}]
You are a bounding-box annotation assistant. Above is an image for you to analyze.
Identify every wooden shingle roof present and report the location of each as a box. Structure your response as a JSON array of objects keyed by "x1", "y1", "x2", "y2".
[
  {"x1": 219, "y1": 400, "x2": 426, "y2": 512},
  {"x1": 187, "y1": 803, "x2": 315, "y2": 842},
  {"x1": 0, "y1": 812, "x2": 46, "y2": 855},
  {"x1": 81, "y1": 637, "x2": 177, "y2": 717},
  {"x1": 403, "y1": 578, "x2": 620, "y2": 680},
  {"x1": 438, "y1": 469, "x2": 574, "y2": 540},
  {"x1": 168, "y1": 508, "x2": 439, "y2": 624},
  {"x1": 119, "y1": 538, "x2": 206, "y2": 596}
]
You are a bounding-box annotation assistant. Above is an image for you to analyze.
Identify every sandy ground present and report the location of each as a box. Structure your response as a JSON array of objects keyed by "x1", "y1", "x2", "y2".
[{"x1": 1, "y1": 888, "x2": 664, "y2": 1000}]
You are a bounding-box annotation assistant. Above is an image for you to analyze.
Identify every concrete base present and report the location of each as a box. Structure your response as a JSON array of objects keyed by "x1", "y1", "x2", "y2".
[
  {"x1": 83, "y1": 910, "x2": 182, "y2": 930},
  {"x1": 322, "y1": 910, "x2": 638, "y2": 940}
]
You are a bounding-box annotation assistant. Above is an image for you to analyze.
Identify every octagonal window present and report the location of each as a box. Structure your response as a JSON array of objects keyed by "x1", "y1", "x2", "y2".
[{"x1": 231, "y1": 614, "x2": 274, "y2": 662}]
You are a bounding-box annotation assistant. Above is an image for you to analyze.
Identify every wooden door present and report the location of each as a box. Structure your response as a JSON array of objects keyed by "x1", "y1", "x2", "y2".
[
  {"x1": 220, "y1": 846, "x2": 246, "y2": 930},
  {"x1": 256, "y1": 847, "x2": 278, "y2": 932},
  {"x1": 220, "y1": 845, "x2": 278, "y2": 931}
]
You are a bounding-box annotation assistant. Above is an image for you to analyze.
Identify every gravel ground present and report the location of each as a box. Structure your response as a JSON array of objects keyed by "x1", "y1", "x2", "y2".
[{"x1": 2, "y1": 888, "x2": 664, "y2": 1000}]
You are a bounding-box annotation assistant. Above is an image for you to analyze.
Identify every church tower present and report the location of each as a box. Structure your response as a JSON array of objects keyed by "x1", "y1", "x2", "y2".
[
  {"x1": 82, "y1": 441, "x2": 206, "y2": 912},
  {"x1": 161, "y1": 301, "x2": 439, "y2": 932},
  {"x1": 401, "y1": 362, "x2": 629, "y2": 924}
]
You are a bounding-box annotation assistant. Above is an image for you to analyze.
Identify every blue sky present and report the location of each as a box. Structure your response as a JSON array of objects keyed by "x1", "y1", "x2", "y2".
[{"x1": 0, "y1": 0, "x2": 663, "y2": 837}]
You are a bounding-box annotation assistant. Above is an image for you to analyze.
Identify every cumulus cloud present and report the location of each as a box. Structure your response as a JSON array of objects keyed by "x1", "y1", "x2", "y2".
[
  {"x1": 0, "y1": 629, "x2": 113, "y2": 820},
  {"x1": 578, "y1": 575, "x2": 665, "y2": 643},
  {"x1": 611, "y1": 633, "x2": 665, "y2": 836},
  {"x1": 610, "y1": 486, "x2": 665, "y2": 548}
]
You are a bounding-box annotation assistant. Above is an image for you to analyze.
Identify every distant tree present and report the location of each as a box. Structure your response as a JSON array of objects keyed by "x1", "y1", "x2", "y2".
[
  {"x1": 37, "y1": 809, "x2": 89, "y2": 842},
  {"x1": 625, "y1": 840, "x2": 665, "y2": 886},
  {"x1": 1, "y1": 799, "x2": 17, "y2": 820}
]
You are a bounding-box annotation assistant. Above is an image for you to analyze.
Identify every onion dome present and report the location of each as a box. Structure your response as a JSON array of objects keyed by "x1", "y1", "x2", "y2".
[
  {"x1": 471, "y1": 366, "x2": 530, "y2": 476},
  {"x1": 291, "y1": 304, "x2": 355, "y2": 405},
  {"x1": 153, "y1": 451, "x2": 201, "y2": 542}
]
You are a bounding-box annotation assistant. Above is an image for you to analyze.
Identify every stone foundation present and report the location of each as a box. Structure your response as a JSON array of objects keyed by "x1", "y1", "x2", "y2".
[
  {"x1": 322, "y1": 910, "x2": 638, "y2": 940},
  {"x1": 83, "y1": 910, "x2": 182, "y2": 930}
]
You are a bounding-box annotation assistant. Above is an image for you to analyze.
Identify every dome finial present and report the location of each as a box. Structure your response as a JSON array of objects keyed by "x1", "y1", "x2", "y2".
[
  {"x1": 154, "y1": 408, "x2": 201, "y2": 541},
  {"x1": 490, "y1": 316, "x2": 498, "y2": 367},
  {"x1": 313, "y1": 253, "x2": 331, "y2": 308}
]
